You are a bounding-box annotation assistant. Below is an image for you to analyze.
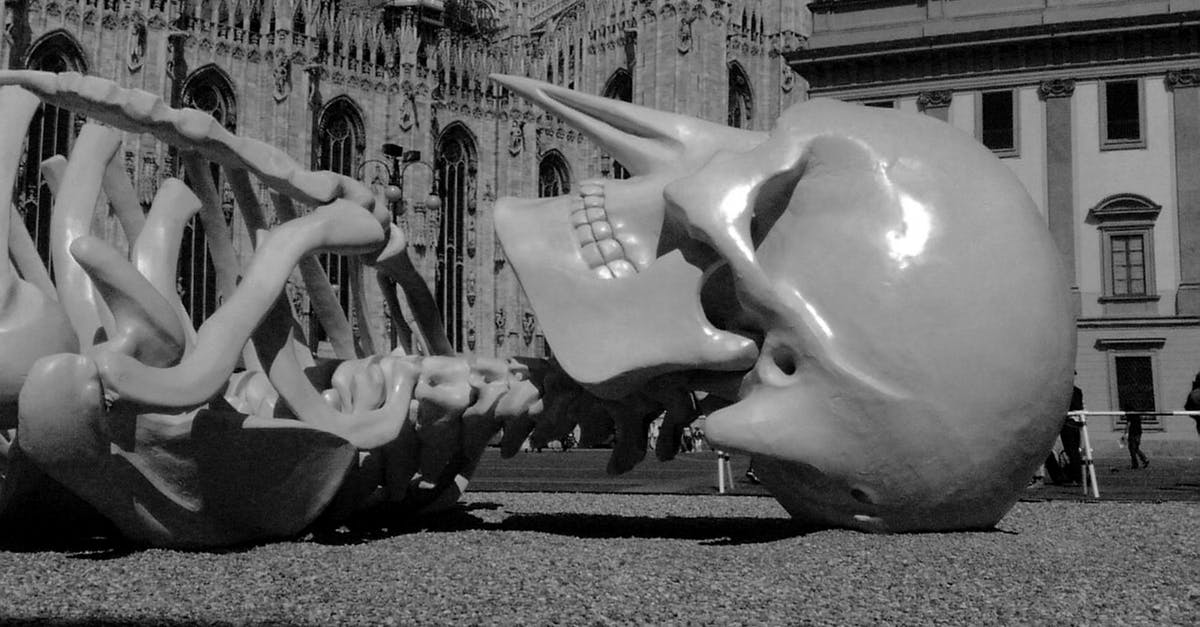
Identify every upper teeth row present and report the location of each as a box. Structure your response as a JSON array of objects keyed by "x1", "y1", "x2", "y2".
[{"x1": 571, "y1": 180, "x2": 637, "y2": 279}]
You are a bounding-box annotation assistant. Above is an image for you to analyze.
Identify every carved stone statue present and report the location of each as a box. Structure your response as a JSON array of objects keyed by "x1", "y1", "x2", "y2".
[{"x1": 0, "y1": 69, "x2": 1074, "y2": 547}]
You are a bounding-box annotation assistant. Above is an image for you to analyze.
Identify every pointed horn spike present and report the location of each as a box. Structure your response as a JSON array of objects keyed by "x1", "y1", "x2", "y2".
[{"x1": 489, "y1": 74, "x2": 764, "y2": 175}]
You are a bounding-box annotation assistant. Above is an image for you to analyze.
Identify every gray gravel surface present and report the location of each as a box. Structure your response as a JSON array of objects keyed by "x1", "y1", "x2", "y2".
[{"x1": 0, "y1": 493, "x2": 1197, "y2": 626}]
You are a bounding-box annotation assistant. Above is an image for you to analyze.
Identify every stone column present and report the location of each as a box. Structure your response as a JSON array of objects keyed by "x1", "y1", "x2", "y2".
[
  {"x1": 917, "y1": 90, "x2": 952, "y2": 122},
  {"x1": 1167, "y1": 69, "x2": 1200, "y2": 315},
  {"x1": 1039, "y1": 78, "x2": 1079, "y2": 315}
]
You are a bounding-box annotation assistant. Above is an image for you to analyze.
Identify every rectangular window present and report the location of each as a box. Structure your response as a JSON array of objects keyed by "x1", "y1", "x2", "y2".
[
  {"x1": 1112, "y1": 355, "x2": 1161, "y2": 429},
  {"x1": 1109, "y1": 233, "x2": 1147, "y2": 296},
  {"x1": 862, "y1": 99, "x2": 895, "y2": 109},
  {"x1": 979, "y1": 90, "x2": 1017, "y2": 155},
  {"x1": 1101, "y1": 79, "x2": 1145, "y2": 149}
]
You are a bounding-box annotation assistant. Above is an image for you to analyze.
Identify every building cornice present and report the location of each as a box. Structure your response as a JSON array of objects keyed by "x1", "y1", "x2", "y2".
[
  {"x1": 789, "y1": 12, "x2": 1200, "y2": 97},
  {"x1": 1077, "y1": 317, "x2": 1200, "y2": 330}
]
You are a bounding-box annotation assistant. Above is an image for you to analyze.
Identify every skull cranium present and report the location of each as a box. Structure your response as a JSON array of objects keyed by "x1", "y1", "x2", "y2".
[{"x1": 492, "y1": 76, "x2": 1076, "y2": 532}]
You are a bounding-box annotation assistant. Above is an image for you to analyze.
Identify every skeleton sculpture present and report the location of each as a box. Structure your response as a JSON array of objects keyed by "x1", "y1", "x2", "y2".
[{"x1": 0, "y1": 70, "x2": 1074, "y2": 547}]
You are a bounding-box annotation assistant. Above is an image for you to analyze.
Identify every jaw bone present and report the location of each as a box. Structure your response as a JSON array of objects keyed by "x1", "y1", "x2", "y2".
[{"x1": 489, "y1": 74, "x2": 763, "y2": 398}]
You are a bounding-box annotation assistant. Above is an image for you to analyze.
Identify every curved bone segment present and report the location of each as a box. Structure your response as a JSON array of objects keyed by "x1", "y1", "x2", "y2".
[
  {"x1": 0, "y1": 86, "x2": 78, "y2": 424},
  {"x1": 181, "y1": 152, "x2": 242, "y2": 308},
  {"x1": 70, "y1": 235, "x2": 187, "y2": 368},
  {"x1": 645, "y1": 379, "x2": 700, "y2": 462},
  {"x1": 92, "y1": 201, "x2": 385, "y2": 412},
  {"x1": 101, "y1": 147, "x2": 146, "y2": 245},
  {"x1": 527, "y1": 368, "x2": 585, "y2": 449},
  {"x1": 412, "y1": 356, "x2": 471, "y2": 488},
  {"x1": 604, "y1": 393, "x2": 659, "y2": 475},
  {"x1": 224, "y1": 369, "x2": 278, "y2": 419},
  {"x1": 8, "y1": 207, "x2": 56, "y2": 299},
  {"x1": 376, "y1": 271, "x2": 415, "y2": 355},
  {"x1": 17, "y1": 350, "x2": 358, "y2": 548},
  {"x1": 374, "y1": 226, "x2": 455, "y2": 356},
  {"x1": 0, "y1": 71, "x2": 373, "y2": 210},
  {"x1": 47, "y1": 125, "x2": 123, "y2": 346},
  {"x1": 272, "y1": 189, "x2": 359, "y2": 359},
  {"x1": 133, "y1": 177, "x2": 203, "y2": 345},
  {"x1": 258, "y1": 304, "x2": 416, "y2": 449},
  {"x1": 460, "y1": 357, "x2": 511, "y2": 456}
]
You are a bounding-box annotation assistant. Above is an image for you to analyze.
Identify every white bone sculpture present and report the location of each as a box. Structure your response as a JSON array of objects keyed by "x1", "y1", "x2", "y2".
[{"x1": 0, "y1": 70, "x2": 1075, "y2": 547}]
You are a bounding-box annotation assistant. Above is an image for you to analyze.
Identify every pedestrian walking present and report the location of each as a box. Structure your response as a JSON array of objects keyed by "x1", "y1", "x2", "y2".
[{"x1": 1124, "y1": 414, "x2": 1150, "y2": 470}]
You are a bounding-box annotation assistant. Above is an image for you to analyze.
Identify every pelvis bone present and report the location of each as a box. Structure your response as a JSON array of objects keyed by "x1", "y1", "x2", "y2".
[{"x1": 492, "y1": 75, "x2": 1077, "y2": 532}]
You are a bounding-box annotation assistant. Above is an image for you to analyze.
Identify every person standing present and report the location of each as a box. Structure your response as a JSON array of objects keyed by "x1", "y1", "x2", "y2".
[
  {"x1": 1058, "y1": 384, "x2": 1085, "y2": 485},
  {"x1": 1184, "y1": 372, "x2": 1200, "y2": 438},
  {"x1": 1125, "y1": 413, "x2": 1150, "y2": 469}
]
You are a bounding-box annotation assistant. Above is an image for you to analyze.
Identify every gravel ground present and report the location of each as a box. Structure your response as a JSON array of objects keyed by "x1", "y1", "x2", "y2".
[{"x1": 1, "y1": 494, "x2": 1197, "y2": 626}]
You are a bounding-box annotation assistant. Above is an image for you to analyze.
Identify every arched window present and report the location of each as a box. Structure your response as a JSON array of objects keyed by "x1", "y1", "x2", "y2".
[
  {"x1": 435, "y1": 124, "x2": 477, "y2": 352},
  {"x1": 313, "y1": 97, "x2": 365, "y2": 349},
  {"x1": 602, "y1": 69, "x2": 632, "y2": 180},
  {"x1": 18, "y1": 31, "x2": 88, "y2": 271},
  {"x1": 538, "y1": 151, "x2": 571, "y2": 198},
  {"x1": 727, "y1": 62, "x2": 753, "y2": 130},
  {"x1": 178, "y1": 65, "x2": 237, "y2": 328}
]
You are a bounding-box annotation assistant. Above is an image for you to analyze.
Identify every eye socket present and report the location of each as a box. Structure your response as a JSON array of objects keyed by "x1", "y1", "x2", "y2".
[{"x1": 749, "y1": 164, "x2": 804, "y2": 247}]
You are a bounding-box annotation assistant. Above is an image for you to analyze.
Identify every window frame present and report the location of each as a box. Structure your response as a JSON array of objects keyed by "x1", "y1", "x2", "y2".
[
  {"x1": 1088, "y1": 194, "x2": 1161, "y2": 314},
  {"x1": 976, "y1": 88, "x2": 1019, "y2": 158},
  {"x1": 1096, "y1": 338, "x2": 1165, "y2": 431},
  {"x1": 1099, "y1": 78, "x2": 1146, "y2": 151}
]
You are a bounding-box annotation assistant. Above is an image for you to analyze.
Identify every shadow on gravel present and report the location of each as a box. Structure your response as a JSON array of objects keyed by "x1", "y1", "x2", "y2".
[
  {"x1": 492, "y1": 512, "x2": 813, "y2": 545},
  {"x1": 308, "y1": 502, "x2": 812, "y2": 546}
]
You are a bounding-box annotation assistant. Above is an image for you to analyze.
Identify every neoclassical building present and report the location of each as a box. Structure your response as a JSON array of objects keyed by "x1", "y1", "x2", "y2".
[
  {"x1": 0, "y1": 0, "x2": 808, "y2": 360},
  {"x1": 790, "y1": 0, "x2": 1200, "y2": 448}
]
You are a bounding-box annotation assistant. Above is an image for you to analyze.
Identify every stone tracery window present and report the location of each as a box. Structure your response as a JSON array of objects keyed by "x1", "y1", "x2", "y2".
[
  {"x1": 18, "y1": 31, "x2": 88, "y2": 273},
  {"x1": 178, "y1": 65, "x2": 237, "y2": 328},
  {"x1": 538, "y1": 151, "x2": 571, "y2": 198},
  {"x1": 727, "y1": 62, "x2": 753, "y2": 130},
  {"x1": 435, "y1": 124, "x2": 477, "y2": 352},
  {"x1": 313, "y1": 96, "x2": 365, "y2": 350}
]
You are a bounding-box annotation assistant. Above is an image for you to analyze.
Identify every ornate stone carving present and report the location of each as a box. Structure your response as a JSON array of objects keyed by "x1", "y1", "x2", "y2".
[
  {"x1": 917, "y1": 90, "x2": 952, "y2": 110},
  {"x1": 677, "y1": 14, "x2": 695, "y2": 54},
  {"x1": 1165, "y1": 68, "x2": 1200, "y2": 91},
  {"x1": 508, "y1": 118, "x2": 524, "y2": 156},
  {"x1": 399, "y1": 92, "x2": 417, "y2": 131},
  {"x1": 1038, "y1": 78, "x2": 1076, "y2": 100},
  {"x1": 273, "y1": 58, "x2": 292, "y2": 102},
  {"x1": 781, "y1": 64, "x2": 796, "y2": 93},
  {"x1": 521, "y1": 311, "x2": 536, "y2": 346}
]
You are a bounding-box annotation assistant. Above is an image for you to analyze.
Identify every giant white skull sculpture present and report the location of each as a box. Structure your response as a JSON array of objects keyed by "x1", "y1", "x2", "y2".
[{"x1": 493, "y1": 76, "x2": 1076, "y2": 532}]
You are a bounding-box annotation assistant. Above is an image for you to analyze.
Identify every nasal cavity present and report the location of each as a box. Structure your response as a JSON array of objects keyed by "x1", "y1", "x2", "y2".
[
  {"x1": 850, "y1": 487, "x2": 875, "y2": 505},
  {"x1": 770, "y1": 345, "x2": 798, "y2": 377}
]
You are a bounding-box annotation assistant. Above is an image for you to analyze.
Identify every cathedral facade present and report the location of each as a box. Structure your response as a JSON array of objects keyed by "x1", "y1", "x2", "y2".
[{"x1": 0, "y1": 0, "x2": 808, "y2": 362}]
